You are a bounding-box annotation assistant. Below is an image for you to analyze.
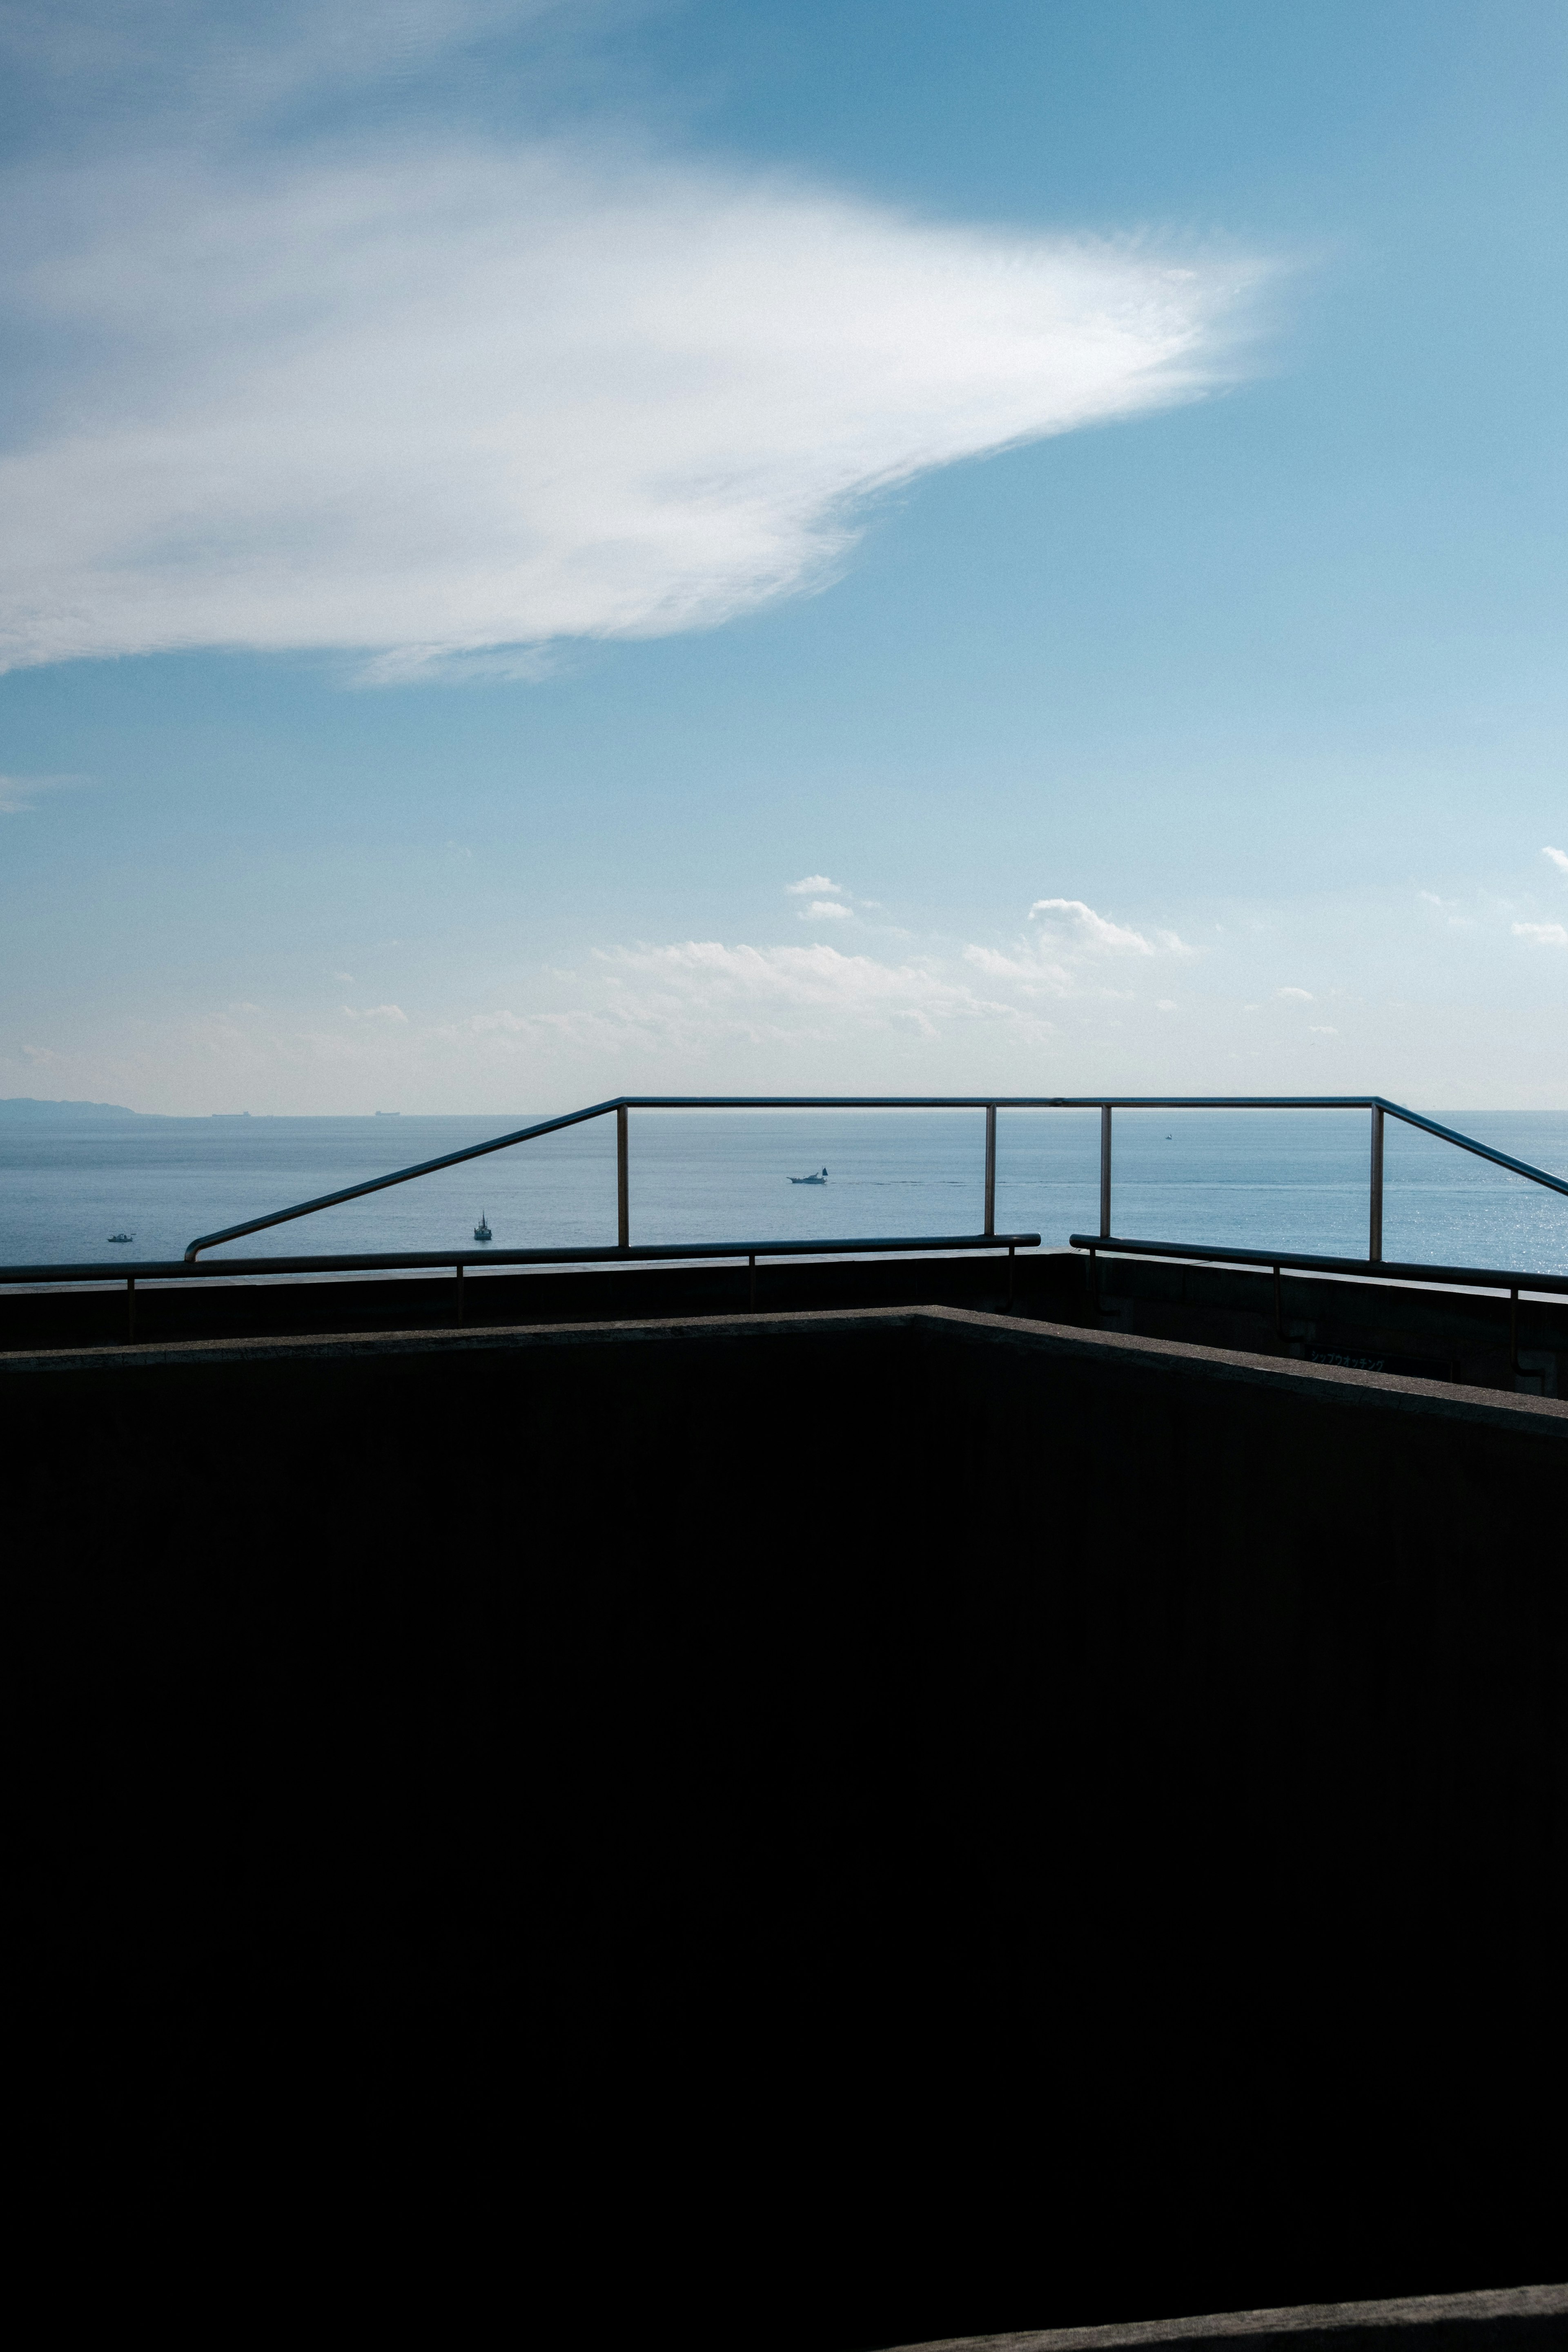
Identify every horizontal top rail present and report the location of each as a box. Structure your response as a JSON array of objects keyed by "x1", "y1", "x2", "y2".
[
  {"x1": 0, "y1": 1231, "x2": 1041, "y2": 1289},
  {"x1": 176, "y1": 1092, "x2": 1568, "y2": 1260},
  {"x1": 1069, "y1": 1233, "x2": 1568, "y2": 1299}
]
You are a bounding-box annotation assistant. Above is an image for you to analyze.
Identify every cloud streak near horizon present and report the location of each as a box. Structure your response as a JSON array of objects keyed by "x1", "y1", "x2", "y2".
[{"x1": 0, "y1": 13, "x2": 1267, "y2": 679}]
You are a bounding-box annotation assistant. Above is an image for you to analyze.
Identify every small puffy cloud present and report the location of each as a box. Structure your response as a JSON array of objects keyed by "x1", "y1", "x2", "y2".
[
  {"x1": 332, "y1": 970, "x2": 356, "y2": 984},
  {"x1": 1512, "y1": 921, "x2": 1568, "y2": 947},
  {"x1": 1156, "y1": 998, "x2": 1178, "y2": 1012},
  {"x1": 1028, "y1": 899, "x2": 1156, "y2": 955},
  {"x1": 1308, "y1": 1025, "x2": 1338, "y2": 1035},
  {"x1": 968, "y1": 898, "x2": 1192, "y2": 999},
  {"x1": 342, "y1": 1002, "x2": 410, "y2": 1021},
  {"x1": 1278, "y1": 985, "x2": 1313, "y2": 1001},
  {"x1": 800, "y1": 899, "x2": 853, "y2": 922},
  {"x1": 786, "y1": 876, "x2": 844, "y2": 896},
  {"x1": 1543, "y1": 846, "x2": 1568, "y2": 875}
]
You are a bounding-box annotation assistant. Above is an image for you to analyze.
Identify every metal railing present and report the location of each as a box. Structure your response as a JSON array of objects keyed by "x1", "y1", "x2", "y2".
[
  {"x1": 1071, "y1": 1096, "x2": 1566, "y2": 1261},
  {"x1": 1, "y1": 1096, "x2": 1045, "y2": 1338},
  {"x1": 176, "y1": 1094, "x2": 1035, "y2": 1262},
  {"x1": 1, "y1": 1095, "x2": 1564, "y2": 1344},
  {"x1": 172, "y1": 1091, "x2": 1567, "y2": 1265},
  {"x1": 1059, "y1": 1095, "x2": 1568, "y2": 1378}
]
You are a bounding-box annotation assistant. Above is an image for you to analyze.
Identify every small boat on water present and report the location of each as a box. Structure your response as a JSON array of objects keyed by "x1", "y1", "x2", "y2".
[
  {"x1": 473, "y1": 1212, "x2": 492, "y2": 1242},
  {"x1": 107, "y1": 1232, "x2": 134, "y2": 1244},
  {"x1": 790, "y1": 1167, "x2": 829, "y2": 1185}
]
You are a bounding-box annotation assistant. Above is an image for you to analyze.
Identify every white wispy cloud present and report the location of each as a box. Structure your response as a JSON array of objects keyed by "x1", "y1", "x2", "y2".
[
  {"x1": 1512, "y1": 921, "x2": 1568, "y2": 947},
  {"x1": 1544, "y1": 846, "x2": 1568, "y2": 875},
  {"x1": 422, "y1": 894, "x2": 1206, "y2": 1084},
  {"x1": 1277, "y1": 985, "x2": 1313, "y2": 1000},
  {"x1": 786, "y1": 875, "x2": 844, "y2": 896},
  {"x1": 0, "y1": 26, "x2": 1268, "y2": 677},
  {"x1": 341, "y1": 1002, "x2": 410, "y2": 1020},
  {"x1": 801, "y1": 900, "x2": 853, "y2": 922},
  {"x1": 512, "y1": 937, "x2": 1049, "y2": 1058}
]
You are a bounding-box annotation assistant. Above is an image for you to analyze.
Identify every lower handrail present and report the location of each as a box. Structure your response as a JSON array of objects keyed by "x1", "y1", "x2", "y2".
[
  {"x1": 0, "y1": 1231, "x2": 1040, "y2": 1287},
  {"x1": 1069, "y1": 1233, "x2": 1568, "y2": 1298}
]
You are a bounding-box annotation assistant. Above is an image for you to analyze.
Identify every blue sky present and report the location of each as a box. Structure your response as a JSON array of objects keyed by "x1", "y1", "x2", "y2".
[{"x1": 2, "y1": 0, "x2": 1567, "y2": 1111}]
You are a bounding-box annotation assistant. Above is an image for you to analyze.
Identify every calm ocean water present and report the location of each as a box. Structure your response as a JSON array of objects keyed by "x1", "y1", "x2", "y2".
[{"x1": 4, "y1": 1104, "x2": 1568, "y2": 1281}]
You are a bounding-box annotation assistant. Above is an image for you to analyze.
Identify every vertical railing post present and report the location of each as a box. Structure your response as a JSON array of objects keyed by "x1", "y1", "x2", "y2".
[
  {"x1": 616, "y1": 1103, "x2": 630, "y2": 1248},
  {"x1": 1369, "y1": 1103, "x2": 1384, "y2": 1263},
  {"x1": 1099, "y1": 1105, "x2": 1113, "y2": 1238},
  {"x1": 984, "y1": 1104, "x2": 996, "y2": 1236}
]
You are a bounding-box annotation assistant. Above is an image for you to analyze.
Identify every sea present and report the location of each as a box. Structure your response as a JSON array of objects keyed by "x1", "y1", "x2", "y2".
[{"x1": 4, "y1": 1102, "x2": 1568, "y2": 1285}]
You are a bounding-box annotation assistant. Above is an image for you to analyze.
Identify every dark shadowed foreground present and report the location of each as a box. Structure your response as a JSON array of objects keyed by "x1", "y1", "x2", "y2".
[{"x1": 7, "y1": 1302, "x2": 1564, "y2": 2342}]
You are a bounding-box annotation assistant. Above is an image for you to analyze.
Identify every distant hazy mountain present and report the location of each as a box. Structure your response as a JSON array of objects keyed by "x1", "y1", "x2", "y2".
[{"x1": 0, "y1": 1096, "x2": 147, "y2": 1121}]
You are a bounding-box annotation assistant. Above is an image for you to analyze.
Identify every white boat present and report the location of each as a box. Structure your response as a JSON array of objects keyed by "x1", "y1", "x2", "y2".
[{"x1": 789, "y1": 1168, "x2": 828, "y2": 1185}]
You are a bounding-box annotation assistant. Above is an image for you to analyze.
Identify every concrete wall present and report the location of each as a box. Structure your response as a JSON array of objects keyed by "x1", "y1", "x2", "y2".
[
  {"x1": 7, "y1": 1246, "x2": 1564, "y2": 1398},
  {"x1": 7, "y1": 1309, "x2": 1565, "y2": 2345},
  {"x1": 1086, "y1": 1256, "x2": 1568, "y2": 1395}
]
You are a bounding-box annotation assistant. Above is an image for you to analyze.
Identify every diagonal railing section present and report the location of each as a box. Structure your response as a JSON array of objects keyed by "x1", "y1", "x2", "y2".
[{"x1": 183, "y1": 1097, "x2": 628, "y2": 1259}]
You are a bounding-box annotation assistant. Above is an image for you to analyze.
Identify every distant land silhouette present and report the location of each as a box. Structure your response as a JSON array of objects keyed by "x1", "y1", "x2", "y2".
[{"x1": 0, "y1": 1096, "x2": 149, "y2": 1120}]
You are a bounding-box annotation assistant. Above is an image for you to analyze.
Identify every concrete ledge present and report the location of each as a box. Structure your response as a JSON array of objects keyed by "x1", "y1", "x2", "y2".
[{"x1": 889, "y1": 2283, "x2": 1568, "y2": 2350}]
